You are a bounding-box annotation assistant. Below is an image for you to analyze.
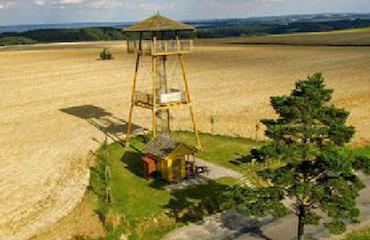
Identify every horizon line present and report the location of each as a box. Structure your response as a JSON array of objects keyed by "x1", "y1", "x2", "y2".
[{"x1": 1, "y1": 11, "x2": 370, "y2": 28}]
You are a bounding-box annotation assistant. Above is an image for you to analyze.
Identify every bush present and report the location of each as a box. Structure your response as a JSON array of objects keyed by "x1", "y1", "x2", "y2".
[
  {"x1": 0, "y1": 37, "x2": 37, "y2": 46},
  {"x1": 99, "y1": 48, "x2": 113, "y2": 60}
]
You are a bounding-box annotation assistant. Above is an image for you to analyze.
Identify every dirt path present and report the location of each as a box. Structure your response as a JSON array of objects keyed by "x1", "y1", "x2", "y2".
[{"x1": 1, "y1": 41, "x2": 369, "y2": 239}]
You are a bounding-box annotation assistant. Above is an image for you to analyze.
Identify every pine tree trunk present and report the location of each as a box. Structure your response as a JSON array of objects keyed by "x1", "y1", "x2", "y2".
[{"x1": 297, "y1": 204, "x2": 305, "y2": 240}]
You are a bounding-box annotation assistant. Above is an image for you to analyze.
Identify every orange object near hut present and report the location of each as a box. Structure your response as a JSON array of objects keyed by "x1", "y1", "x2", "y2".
[{"x1": 141, "y1": 156, "x2": 157, "y2": 179}]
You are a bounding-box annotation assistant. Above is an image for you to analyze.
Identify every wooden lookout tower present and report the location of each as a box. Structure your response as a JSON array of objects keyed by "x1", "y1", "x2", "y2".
[{"x1": 123, "y1": 13, "x2": 201, "y2": 148}]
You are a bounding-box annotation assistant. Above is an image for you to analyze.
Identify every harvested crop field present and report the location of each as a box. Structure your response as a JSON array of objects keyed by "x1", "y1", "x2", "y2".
[
  {"x1": 0, "y1": 40, "x2": 370, "y2": 239},
  {"x1": 226, "y1": 27, "x2": 370, "y2": 46}
]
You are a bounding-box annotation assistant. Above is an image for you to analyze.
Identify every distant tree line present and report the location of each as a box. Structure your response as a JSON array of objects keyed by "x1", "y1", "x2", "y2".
[
  {"x1": 0, "y1": 36, "x2": 37, "y2": 46},
  {"x1": 196, "y1": 19, "x2": 370, "y2": 38},
  {"x1": 0, "y1": 27, "x2": 125, "y2": 46},
  {"x1": 1, "y1": 18, "x2": 370, "y2": 46}
]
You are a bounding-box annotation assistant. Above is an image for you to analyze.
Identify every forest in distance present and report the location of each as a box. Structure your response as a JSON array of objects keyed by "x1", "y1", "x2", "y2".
[{"x1": 2, "y1": 16, "x2": 370, "y2": 46}]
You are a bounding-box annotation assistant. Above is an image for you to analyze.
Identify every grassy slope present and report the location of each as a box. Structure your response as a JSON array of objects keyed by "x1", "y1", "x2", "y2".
[
  {"x1": 172, "y1": 131, "x2": 264, "y2": 172},
  {"x1": 228, "y1": 27, "x2": 370, "y2": 46},
  {"x1": 90, "y1": 133, "x2": 370, "y2": 240},
  {"x1": 346, "y1": 229, "x2": 370, "y2": 240},
  {"x1": 90, "y1": 134, "x2": 247, "y2": 240},
  {"x1": 172, "y1": 132, "x2": 279, "y2": 187},
  {"x1": 91, "y1": 140, "x2": 175, "y2": 240},
  {"x1": 354, "y1": 147, "x2": 370, "y2": 157}
]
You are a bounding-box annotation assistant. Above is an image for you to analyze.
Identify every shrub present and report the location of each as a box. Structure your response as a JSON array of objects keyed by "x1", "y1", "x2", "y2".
[
  {"x1": 0, "y1": 37, "x2": 37, "y2": 46},
  {"x1": 100, "y1": 48, "x2": 113, "y2": 60}
]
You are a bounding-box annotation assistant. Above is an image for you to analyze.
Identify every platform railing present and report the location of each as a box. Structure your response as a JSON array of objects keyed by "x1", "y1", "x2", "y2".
[
  {"x1": 135, "y1": 89, "x2": 187, "y2": 107},
  {"x1": 127, "y1": 40, "x2": 193, "y2": 56}
]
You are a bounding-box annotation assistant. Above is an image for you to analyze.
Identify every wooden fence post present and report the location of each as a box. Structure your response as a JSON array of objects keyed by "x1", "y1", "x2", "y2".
[
  {"x1": 255, "y1": 122, "x2": 260, "y2": 141},
  {"x1": 106, "y1": 187, "x2": 113, "y2": 204},
  {"x1": 105, "y1": 166, "x2": 110, "y2": 182},
  {"x1": 104, "y1": 166, "x2": 112, "y2": 204}
]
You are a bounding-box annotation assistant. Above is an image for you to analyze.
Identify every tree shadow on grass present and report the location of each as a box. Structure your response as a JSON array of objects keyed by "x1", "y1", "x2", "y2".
[
  {"x1": 120, "y1": 150, "x2": 175, "y2": 189},
  {"x1": 121, "y1": 151, "x2": 144, "y2": 178},
  {"x1": 163, "y1": 179, "x2": 275, "y2": 240},
  {"x1": 60, "y1": 104, "x2": 144, "y2": 143},
  {"x1": 229, "y1": 153, "x2": 254, "y2": 166},
  {"x1": 163, "y1": 180, "x2": 229, "y2": 223}
]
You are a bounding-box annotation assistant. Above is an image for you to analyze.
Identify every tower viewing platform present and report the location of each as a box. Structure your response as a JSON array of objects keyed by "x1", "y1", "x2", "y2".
[
  {"x1": 123, "y1": 13, "x2": 201, "y2": 148},
  {"x1": 124, "y1": 13, "x2": 195, "y2": 56},
  {"x1": 127, "y1": 39, "x2": 193, "y2": 56},
  {"x1": 134, "y1": 89, "x2": 188, "y2": 109}
]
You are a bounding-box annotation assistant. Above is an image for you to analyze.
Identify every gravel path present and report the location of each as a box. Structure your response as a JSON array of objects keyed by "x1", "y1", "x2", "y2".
[
  {"x1": 164, "y1": 173, "x2": 370, "y2": 240},
  {"x1": 164, "y1": 158, "x2": 246, "y2": 191},
  {"x1": 196, "y1": 159, "x2": 244, "y2": 180}
]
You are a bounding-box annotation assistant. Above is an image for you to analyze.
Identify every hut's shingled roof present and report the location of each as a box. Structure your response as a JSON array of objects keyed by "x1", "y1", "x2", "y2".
[
  {"x1": 124, "y1": 14, "x2": 195, "y2": 32},
  {"x1": 143, "y1": 134, "x2": 196, "y2": 159},
  {"x1": 143, "y1": 134, "x2": 180, "y2": 159}
]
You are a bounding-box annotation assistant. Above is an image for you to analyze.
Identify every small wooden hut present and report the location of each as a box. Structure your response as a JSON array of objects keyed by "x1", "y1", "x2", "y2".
[{"x1": 142, "y1": 134, "x2": 197, "y2": 182}]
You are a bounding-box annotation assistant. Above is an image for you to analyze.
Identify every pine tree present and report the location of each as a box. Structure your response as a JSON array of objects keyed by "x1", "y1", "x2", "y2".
[{"x1": 225, "y1": 73, "x2": 370, "y2": 240}]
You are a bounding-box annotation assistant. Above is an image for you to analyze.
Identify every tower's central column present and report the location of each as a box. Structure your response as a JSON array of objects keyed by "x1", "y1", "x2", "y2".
[{"x1": 157, "y1": 55, "x2": 170, "y2": 134}]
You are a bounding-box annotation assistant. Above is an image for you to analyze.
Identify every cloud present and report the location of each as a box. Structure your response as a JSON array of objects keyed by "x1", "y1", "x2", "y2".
[
  {"x1": 86, "y1": 0, "x2": 126, "y2": 9},
  {"x1": 0, "y1": 1, "x2": 18, "y2": 10},
  {"x1": 30, "y1": 0, "x2": 125, "y2": 9},
  {"x1": 138, "y1": 2, "x2": 176, "y2": 11},
  {"x1": 1, "y1": 0, "x2": 370, "y2": 25},
  {"x1": 58, "y1": 0, "x2": 85, "y2": 3},
  {"x1": 51, "y1": 0, "x2": 86, "y2": 7},
  {"x1": 262, "y1": 0, "x2": 287, "y2": 2},
  {"x1": 34, "y1": 0, "x2": 44, "y2": 6}
]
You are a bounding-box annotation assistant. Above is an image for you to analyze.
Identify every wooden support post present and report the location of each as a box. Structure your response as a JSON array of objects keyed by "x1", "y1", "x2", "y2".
[
  {"x1": 125, "y1": 34, "x2": 142, "y2": 148},
  {"x1": 153, "y1": 35, "x2": 157, "y2": 55},
  {"x1": 104, "y1": 166, "x2": 110, "y2": 182},
  {"x1": 152, "y1": 54, "x2": 157, "y2": 137},
  {"x1": 159, "y1": 54, "x2": 170, "y2": 135},
  {"x1": 106, "y1": 186, "x2": 113, "y2": 204},
  {"x1": 178, "y1": 53, "x2": 202, "y2": 149},
  {"x1": 105, "y1": 165, "x2": 112, "y2": 204},
  {"x1": 255, "y1": 122, "x2": 260, "y2": 141},
  {"x1": 176, "y1": 35, "x2": 180, "y2": 53},
  {"x1": 154, "y1": 32, "x2": 171, "y2": 135}
]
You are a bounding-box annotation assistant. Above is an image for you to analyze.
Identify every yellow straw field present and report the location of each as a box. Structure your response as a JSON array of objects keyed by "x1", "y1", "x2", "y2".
[{"x1": 1, "y1": 40, "x2": 369, "y2": 239}]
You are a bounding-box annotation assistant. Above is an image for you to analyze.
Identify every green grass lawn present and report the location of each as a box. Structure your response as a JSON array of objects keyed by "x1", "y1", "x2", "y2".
[
  {"x1": 172, "y1": 131, "x2": 264, "y2": 172},
  {"x1": 353, "y1": 146, "x2": 370, "y2": 157},
  {"x1": 90, "y1": 141, "x2": 176, "y2": 240},
  {"x1": 89, "y1": 133, "x2": 245, "y2": 240},
  {"x1": 89, "y1": 132, "x2": 370, "y2": 240},
  {"x1": 346, "y1": 228, "x2": 370, "y2": 240}
]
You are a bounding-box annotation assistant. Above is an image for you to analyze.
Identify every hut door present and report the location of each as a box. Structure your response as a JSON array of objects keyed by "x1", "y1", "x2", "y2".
[{"x1": 172, "y1": 158, "x2": 182, "y2": 182}]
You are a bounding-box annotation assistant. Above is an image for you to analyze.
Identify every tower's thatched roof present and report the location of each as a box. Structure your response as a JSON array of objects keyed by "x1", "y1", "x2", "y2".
[{"x1": 124, "y1": 13, "x2": 195, "y2": 32}]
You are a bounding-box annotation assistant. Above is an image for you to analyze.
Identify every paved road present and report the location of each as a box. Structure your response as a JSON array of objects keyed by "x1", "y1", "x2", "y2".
[{"x1": 164, "y1": 173, "x2": 370, "y2": 240}]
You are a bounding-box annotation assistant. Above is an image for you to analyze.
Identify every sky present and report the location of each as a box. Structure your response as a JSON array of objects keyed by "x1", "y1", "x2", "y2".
[{"x1": 0, "y1": 0, "x2": 370, "y2": 26}]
